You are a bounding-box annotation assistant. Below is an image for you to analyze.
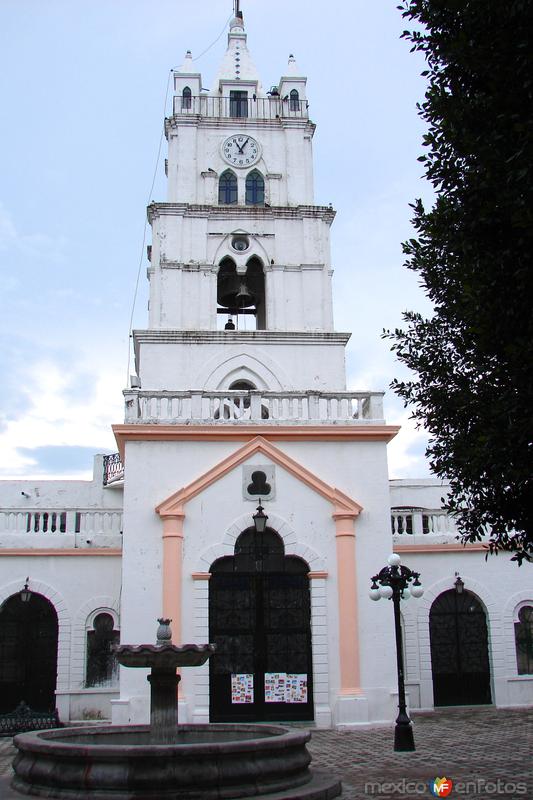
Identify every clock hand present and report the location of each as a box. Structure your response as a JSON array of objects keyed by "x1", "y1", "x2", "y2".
[{"x1": 237, "y1": 137, "x2": 249, "y2": 154}]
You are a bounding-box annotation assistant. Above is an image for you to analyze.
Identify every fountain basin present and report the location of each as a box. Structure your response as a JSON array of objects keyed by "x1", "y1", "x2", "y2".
[
  {"x1": 11, "y1": 723, "x2": 341, "y2": 799},
  {"x1": 115, "y1": 642, "x2": 216, "y2": 669}
]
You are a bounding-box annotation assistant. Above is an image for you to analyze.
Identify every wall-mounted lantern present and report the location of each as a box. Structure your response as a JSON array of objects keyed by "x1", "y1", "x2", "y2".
[
  {"x1": 20, "y1": 577, "x2": 32, "y2": 603},
  {"x1": 252, "y1": 500, "x2": 268, "y2": 534}
]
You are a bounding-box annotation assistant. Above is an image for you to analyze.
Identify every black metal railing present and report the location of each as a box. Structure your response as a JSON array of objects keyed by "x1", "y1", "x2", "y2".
[
  {"x1": 103, "y1": 453, "x2": 124, "y2": 486},
  {"x1": 0, "y1": 702, "x2": 62, "y2": 736},
  {"x1": 172, "y1": 95, "x2": 309, "y2": 120}
]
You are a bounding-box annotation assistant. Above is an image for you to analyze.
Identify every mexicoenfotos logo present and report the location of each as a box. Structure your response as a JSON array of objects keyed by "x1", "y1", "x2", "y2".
[{"x1": 429, "y1": 777, "x2": 453, "y2": 797}]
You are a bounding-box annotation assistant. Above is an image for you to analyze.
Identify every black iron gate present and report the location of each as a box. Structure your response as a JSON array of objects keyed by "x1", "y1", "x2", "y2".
[
  {"x1": 429, "y1": 589, "x2": 491, "y2": 706},
  {"x1": 0, "y1": 592, "x2": 59, "y2": 714},
  {"x1": 209, "y1": 527, "x2": 313, "y2": 722}
]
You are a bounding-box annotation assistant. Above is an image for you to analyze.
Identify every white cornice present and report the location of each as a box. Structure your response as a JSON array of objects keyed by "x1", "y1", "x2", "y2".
[
  {"x1": 147, "y1": 203, "x2": 336, "y2": 225},
  {"x1": 165, "y1": 117, "x2": 316, "y2": 137},
  {"x1": 133, "y1": 330, "x2": 351, "y2": 346}
]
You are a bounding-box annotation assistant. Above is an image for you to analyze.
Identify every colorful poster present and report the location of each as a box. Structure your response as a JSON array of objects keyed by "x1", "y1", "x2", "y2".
[
  {"x1": 286, "y1": 674, "x2": 308, "y2": 703},
  {"x1": 231, "y1": 674, "x2": 254, "y2": 704},
  {"x1": 264, "y1": 672, "x2": 287, "y2": 703}
]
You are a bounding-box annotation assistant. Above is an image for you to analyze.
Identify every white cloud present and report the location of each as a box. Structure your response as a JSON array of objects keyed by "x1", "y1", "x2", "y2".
[{"x1": 0, "y1": 358, "x2": 123, "y2": 479}]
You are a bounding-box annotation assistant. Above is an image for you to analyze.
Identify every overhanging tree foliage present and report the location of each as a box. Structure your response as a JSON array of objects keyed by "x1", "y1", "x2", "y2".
[{"x1": 386, "y1": 0, "x2": 533, "y2": 562}]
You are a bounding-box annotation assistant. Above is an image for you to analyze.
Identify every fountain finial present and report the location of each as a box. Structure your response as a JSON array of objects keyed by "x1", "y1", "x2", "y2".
[{"x1": 156, "y1": 618, "x2": 172, "y2": 643}]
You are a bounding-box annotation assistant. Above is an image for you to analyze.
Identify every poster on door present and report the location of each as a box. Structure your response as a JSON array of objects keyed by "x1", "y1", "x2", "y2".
[
  {"x1": 231, "y1": 674, "x2": 254, "y2": 704},
  {"x1": 264, "y1": 672, "x2": 286, "y2": 703},
  {"x1": 264, "y1": 673, "x2": 307, "y2": 703},
  {"x1": 286, "y1": 673, "x2": 307, "y2": 703}
]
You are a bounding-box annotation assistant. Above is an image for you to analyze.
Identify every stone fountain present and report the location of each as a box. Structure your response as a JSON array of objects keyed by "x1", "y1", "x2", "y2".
[{"x1": 9, "y1": 620, "x2": 341, "y2": 799}]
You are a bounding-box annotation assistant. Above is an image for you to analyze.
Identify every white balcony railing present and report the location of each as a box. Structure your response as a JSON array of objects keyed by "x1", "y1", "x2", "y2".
[
  {"x1": 123, "y1": 390, "x2": 384, "y2": 424},
  {"x1": 0, "y1": 510, "x2": 123, "y2": 538},
  {"x1": 172, "y1": 95, "x2": 309, "y2": 120},
  {"x1": 391, "y1": 508, "x2": 458, "y2": 537}
]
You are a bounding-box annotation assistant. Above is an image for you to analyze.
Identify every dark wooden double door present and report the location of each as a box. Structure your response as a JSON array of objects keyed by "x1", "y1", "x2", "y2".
[
  {"x1": 0, "y1": 593, "x2": 58, "y2": 713},
  {"x1": 430, "y1": 589, "x2": 491, "y2": 706},
  {"x1": 209, "y1": 528, "x2": 313, "y2": 722}
]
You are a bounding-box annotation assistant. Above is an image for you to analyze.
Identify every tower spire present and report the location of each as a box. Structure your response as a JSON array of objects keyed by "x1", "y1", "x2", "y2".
[{"x1": 233, "y1": 0, "x2": 242, "y2": 20}]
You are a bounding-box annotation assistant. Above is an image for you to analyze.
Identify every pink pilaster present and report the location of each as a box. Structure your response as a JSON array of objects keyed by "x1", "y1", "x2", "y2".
[
  {"x1": 334, "y1": 512, "x2": 361, "y2": 694},
  {"x1": 161, "y1": 513, "x2": 184, "y2": 644}
]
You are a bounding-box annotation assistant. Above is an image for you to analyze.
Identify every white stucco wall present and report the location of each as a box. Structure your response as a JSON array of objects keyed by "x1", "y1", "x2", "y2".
[{"x1": 0, "y1": 554, "x2": 122, "y2": 721}]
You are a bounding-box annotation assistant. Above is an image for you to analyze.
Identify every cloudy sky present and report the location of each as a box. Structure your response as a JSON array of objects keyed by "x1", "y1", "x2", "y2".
[{"x1": 0, "y1": 0, "x2": 435, "y2": 480}]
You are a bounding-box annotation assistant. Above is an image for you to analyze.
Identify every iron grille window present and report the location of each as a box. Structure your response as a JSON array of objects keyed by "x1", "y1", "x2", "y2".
[
  {"x1": 289, "y1": 89, "x2": 299, "y2": 111},
  {"x1": 245, "y1": 170, "x2": 264, "y2": 206},
  {"x1": 230, "y1": 90, "x2": 248, "y2": 117},
  {"x1": 181, "y1": 86, "x2": 192, "y2": 109},
  {"x1": 515, "y1": 606, "x2": 533, "y2": 674},
  {"x1": 219, "y1": 171, "x2": 238, "y2": 205},
  {"x1": 86, "y1": 613, "x2": 119, "y2": 687}
]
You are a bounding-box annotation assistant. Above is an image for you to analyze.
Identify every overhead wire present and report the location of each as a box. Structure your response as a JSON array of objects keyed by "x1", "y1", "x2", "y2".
[
  {"x1": 126, "y1": 67, "x2": 172, "y2": 387},
  {"x1": 125, "y1": 11, "x2": 235, "y2": 385},
  {"x1": 192, "y1": 13, "x2": 233, "y2": 62}
]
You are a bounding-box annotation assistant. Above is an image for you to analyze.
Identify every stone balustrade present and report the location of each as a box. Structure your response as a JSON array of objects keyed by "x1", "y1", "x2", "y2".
[
  {"x1": 0, "y1": 510, "x2": 123, "y2": 538},
  {"x1": 123, "y1": 389, "x2": 384, "y2": 424},
  {"x1": 391, "y1": 508, "x2": 458, "y2": 537}
]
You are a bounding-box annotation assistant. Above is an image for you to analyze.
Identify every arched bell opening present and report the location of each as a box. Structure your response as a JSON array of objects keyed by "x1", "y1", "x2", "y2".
[
  {"x1": 208, "y1": 527, "x2": 313, "y2": 722},
  {"x1": 0, "y1": 591, "x2": 59, "y2": 713},
  {"x1": 217, "y1": 255, "x2": 266, "y2": 331}
]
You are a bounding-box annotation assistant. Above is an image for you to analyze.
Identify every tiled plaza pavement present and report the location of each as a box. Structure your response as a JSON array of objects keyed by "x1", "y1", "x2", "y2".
[
  {"x1": 0, "y1": 707, "x2": 531, "y2": 799},
  {"x1": 307, "y1": 707, "x2": 532, "y2": 799}
]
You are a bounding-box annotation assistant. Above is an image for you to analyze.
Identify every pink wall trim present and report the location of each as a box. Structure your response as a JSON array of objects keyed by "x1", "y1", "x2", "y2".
[
  {"x1": 192, "y1": 572, "x2": 211, "y2": 580},
  {"x1": 113, "y1": 423, "x2": 400, "y2": 459},
  {"x1": 308, "y1": 571, "x2": 329, "y2": 579},
  {"x1": 335, "y1": 516, "x2": 361, "y2": 694},
  {"x1": 162, "y1": 515, "x2": 184, "y2": 644},
  {"x1": 156, "y1": 436, "x2": 362, "y2": 518},
  {"x1": 395, "y1": 543, "x2": 486, "y2": 553},
  {"x1": 0, "y1": 549, "x2": 122, "y2": 557}
]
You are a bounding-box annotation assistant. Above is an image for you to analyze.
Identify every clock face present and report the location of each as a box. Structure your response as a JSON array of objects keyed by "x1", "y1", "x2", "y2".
[{"x1": 222, "y1": 134, "x2": 261, "y2": 168}]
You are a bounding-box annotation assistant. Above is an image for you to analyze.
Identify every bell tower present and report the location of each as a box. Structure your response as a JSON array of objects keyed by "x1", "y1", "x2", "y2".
[{"x1": 134, "y1": 7, "x2": 346, "y2": 395}]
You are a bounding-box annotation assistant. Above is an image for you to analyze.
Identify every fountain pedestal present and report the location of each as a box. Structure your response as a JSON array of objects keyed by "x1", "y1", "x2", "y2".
[
  {"x1": 114, "y1": 618, "x2": 214, "y2": 744},
  {"x1": 146, "y1": 668, "x2": 180, "y2": 743}
]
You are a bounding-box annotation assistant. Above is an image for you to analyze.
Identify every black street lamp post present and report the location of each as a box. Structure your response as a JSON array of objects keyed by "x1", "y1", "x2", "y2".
[{"x1": 369, "y1": 554, "x2": 423, "y2": 752}]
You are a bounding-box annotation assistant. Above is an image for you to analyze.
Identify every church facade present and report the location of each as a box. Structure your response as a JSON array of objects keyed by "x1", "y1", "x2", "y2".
[{"x1": 0, "y1": 11, "x2": 531, "y2": 728}]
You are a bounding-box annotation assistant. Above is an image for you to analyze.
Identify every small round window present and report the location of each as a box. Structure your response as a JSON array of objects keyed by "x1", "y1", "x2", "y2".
[{"x1": 232, "y1": 236, "x2": 249, "y2": 252}]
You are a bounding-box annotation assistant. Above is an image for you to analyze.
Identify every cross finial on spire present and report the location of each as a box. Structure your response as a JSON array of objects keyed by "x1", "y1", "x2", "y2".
[{"x1": 234, "y1": 0, "x2": 242, "y2": 19}]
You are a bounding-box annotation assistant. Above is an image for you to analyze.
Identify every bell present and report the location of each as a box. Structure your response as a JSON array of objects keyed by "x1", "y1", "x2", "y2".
[
  {"x1": 235, "y1": 282, "x2": 254, "y2": 306},
  {"x1": 218, "y1": 275, "x2": 256, "y2": 309}
]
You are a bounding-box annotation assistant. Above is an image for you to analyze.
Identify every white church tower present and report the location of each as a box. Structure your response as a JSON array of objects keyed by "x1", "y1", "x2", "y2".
[{"x1": 112, "y1": 5, "x2": 400, "y2": 728}]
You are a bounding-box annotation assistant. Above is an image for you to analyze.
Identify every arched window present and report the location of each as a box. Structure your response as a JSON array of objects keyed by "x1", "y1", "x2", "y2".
[
  {"x1": 219, "y1": 171, "x2": 238, "y2": 205},
  {"x1": 289, "y1": 89, "x2": 300, "y2": 111},
  {"x1": 245, "y1": 170, "x2": 264, "y2": 206},
  {"x1": 86, "y1": 612, "x2": 119, "y2": 687},
  {"x1": 515, "y1": 606, "x2": 533, "y2": 674},
  {"x1": 229, "y1": 380, "x2": 256, "y2": 390},
  {"x1": 181, "y1": 86, "x2": 192, "y2": 109}
]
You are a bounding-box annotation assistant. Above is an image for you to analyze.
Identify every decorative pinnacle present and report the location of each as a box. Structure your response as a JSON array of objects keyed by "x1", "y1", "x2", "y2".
[{"x1": 156, "y1": 618, "x2": 172, "y2": 643}]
